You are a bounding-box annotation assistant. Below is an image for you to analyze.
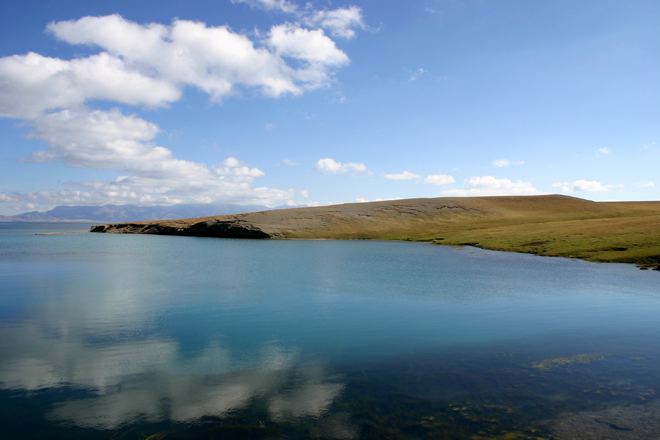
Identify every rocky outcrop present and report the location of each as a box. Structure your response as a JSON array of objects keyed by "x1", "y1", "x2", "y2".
[{"x1": 91, "y1": 219, "x2": 276, "y2": 238}]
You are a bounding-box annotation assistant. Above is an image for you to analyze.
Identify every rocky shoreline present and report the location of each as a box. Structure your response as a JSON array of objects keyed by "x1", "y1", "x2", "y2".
[{"x1": 90, "y1": 218, "x2": 274, "y2": 239}]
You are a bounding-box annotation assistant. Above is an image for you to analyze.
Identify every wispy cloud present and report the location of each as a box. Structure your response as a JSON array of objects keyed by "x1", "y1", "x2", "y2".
[
  {"x1": 305, "y1": 5, "x2": 366, "y2": 39},
  {"x1": 231, "y1": 0, "x2": 298, "y2": 14},
  {"x1": 552, "y1": 180, "x2": 622, "y2": 193},
  {"x1": 232, "y1": 0, "x2": 367, "y2": 39},
  {"x1": 406, "y1": 68, "x2": 427, "y2": 83},
  {"x1": 424, "y1": 174, "x2": 455, "y2": 185},
  {"x1": 315, "y1": 158, "x2": 369, "y2": 176},
  {"x1": 493, "y1": 159, "x2": 524, "y2": 167},
  {"x1": 283, "y1": 159, "x2": 300, "y2": 166},
  {"x1": 356, "y1": 197, "x2": 402, "y2": 203},
  {"x1": 441, "y1": 176, "x2": 539, "y2": 196},
  {"x1": 635, "y1": 181, "x2": 654, "y2": 188},
  {"x1": 383, "y1": 171, "x2": 419, "y2": 180},
  {"x1": 595, "y1": 147, "x2": 611, "y2": 157}
]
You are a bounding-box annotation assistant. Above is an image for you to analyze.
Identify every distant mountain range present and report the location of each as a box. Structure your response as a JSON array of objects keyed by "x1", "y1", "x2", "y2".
[{"x1": 0, "y1": 204, "x2": 272, "y2": 223}]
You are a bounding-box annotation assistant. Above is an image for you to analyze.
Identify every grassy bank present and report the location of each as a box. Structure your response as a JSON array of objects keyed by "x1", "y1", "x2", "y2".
[
  {"x1": 376, "y1": 202, "x2": 660, "y2": 269},
  {"x1": 95, "y1": 195, "x2": 660, "y2": 269}
]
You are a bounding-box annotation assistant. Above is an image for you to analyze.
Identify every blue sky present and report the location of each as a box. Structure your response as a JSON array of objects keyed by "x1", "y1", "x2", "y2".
[{"x1": 0, "y1": 0, "x2": 658, "y2": 214}]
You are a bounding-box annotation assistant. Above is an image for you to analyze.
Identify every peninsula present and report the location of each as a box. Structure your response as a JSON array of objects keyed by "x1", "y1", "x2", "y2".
[{"x1": 91, "y1": 195, "x2": 660, "y2": 269}]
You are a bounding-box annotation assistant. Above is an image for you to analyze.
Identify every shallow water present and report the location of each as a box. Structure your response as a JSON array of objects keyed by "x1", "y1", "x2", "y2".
[{"x1": 0, "y1": 223, "x2": 659, "y2": 439}]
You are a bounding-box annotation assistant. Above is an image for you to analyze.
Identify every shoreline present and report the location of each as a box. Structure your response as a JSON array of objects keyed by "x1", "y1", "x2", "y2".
[
  {"x1": 86, "y1": 195, "x2": 660, "y2": 270},
  {"x1": 35, "y1": 231, "x2": 89, "y2": 236}
]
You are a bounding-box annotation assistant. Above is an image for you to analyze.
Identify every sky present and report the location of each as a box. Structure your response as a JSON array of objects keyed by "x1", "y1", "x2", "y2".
[{"x1": 0, "y1": 0, "x2": 658, "y2": 215}]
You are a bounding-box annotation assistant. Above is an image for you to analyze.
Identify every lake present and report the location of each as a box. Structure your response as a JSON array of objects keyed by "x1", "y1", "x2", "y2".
[{"x1": 1, "y1": 222, "x2": 659, "y2": 439}]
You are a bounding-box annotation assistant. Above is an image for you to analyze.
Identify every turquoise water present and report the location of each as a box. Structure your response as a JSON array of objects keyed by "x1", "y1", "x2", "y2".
[{"x1": 1, "y1": 223, "x2": 659, "y2": 439}]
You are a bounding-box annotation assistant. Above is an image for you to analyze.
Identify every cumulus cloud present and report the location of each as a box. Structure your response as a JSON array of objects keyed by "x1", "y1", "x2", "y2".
[
  {"x1": 315, "y1": 158, "x2": 369, "y2": 176},
  {"x1": 596, "y1": 147, "x2": 611, "y2": 156},
  {"x1": 0, "y1": 14, "x2": 352, "y2": 120},
  {"x1": 0, "y1": 12, "x2": 360, "y2": 210},
  {"x1": 51, "y1": 15, "x2": 349, "y2": 97},
  {"x1": 283, "y1": 159, "x2": 299, "y2": 166},
  {"x1": 636, "y1": 181, "x2": 654, "y2": 188},
  {"x1": 0, "y1": 52, "x2": 180, "y2": 119},
  {"x1": 424, "y1": 174, "x2": 455, "y2": 185},
  {"x1": 440, "y1": 176, "x2": 539, "y2": 196},
  {"x1": 383, "y1": 171, "x2": 419, "y2": 180},
  {"x1": 552, "y1": 180, "x2": 623, "y2": 193},
  {"x1": 1, "y1": 108, "x2": 294, "y2": 208},
  {"x1": 27, "y1": 108, "x2": 161, "y2": 169},
  {"x1": 267, "y1": 23, "x2": 349, "y2": 68}
]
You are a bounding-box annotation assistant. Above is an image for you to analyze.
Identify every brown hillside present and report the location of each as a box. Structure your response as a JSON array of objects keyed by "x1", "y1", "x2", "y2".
[{"x1": 91, "y1": 195, "x2": 660, "y2": 268}]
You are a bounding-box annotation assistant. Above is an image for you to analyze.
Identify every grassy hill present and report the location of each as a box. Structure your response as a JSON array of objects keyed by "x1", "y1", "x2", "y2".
[{"x1": 92, "y1": 195, "x2": 660, "y2": 269}]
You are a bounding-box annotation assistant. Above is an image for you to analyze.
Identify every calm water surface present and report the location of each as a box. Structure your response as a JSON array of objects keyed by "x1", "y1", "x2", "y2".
[{"x1": 1, "y1": 223, "x2": 659, "y2": 439}]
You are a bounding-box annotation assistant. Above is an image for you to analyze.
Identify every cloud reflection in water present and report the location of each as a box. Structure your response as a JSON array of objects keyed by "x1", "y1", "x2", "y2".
[{"x1": 0, "y1": 274, "x2": 350, "y2": 436}]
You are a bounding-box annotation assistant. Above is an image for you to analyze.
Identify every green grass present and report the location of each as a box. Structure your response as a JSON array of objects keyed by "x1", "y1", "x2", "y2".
[{"x1": 409, "y1": 216, "x2": 660, "y2": 268}]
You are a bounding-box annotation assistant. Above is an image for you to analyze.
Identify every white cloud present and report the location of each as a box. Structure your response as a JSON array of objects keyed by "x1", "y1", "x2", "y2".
[
  {"x1": 315, "y1": 158, "x2": 369, "y2": 176},
  {"x1": 27, "y1": 108, "x2": 161, "y2": 169},
  {"x1": 49, "y1": 14, "x2": 348, "y2": 97},
  {"x1": 231, "y1": 0, "x2": 298, "y2": 14},
  {"x1": 552, "y1": 179, "x2": 621, "y2": 193},
  {"x1": 441, "y1": 176, "x2": 539, "y2": 196},
  {"x1": 232, "y1": 1, "x2": 365, "y2": 39},
  {"x1": 636, "y1": 181, "x2": 654, "y2": 188},
  {"x1": 305, "y1": 6, "x2": 366, "y2": 39},
  {"x1": 407, "y1": 68, "x2": 427, "y2": 82},
  {"x1": 596, "y1": 147, "x2": 611, "y2": 157},
  {"x1": 0, "y1": 193, "x2": 18, "y2": 203},
  {"x1": 0, "y1": 52, "x2": 180, "y2": 119},
  {"x1": 0, "y1": 14, "x2": 351, "y2": 120},
  {"x1": 424, "y1": 174, "x2": 455, "y2": 185},
  {"x1": 267, "y1": 23, "x2": 349, "y2": 67},
  {"x1": 383, "y1": 171, "x2": 419, "y2": 180},
  {"x1": 493, "y1": 159, "x2": 524, "y2": 167},
  {"x1": 282, "y1": 159, "x2": 299, "y2": 166},
  {"x1": 1, "y1": 108, "x2": 294, "y2": 208},
  {"x1": 264, "y1": 123, "x2": 275, "y2": 130},
  {"x1": 0, "y1": 12, "x2": 364, "y2": 211},
  {"x1": 355, "y1": 197, "x2": 402, "y2": 203}
]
